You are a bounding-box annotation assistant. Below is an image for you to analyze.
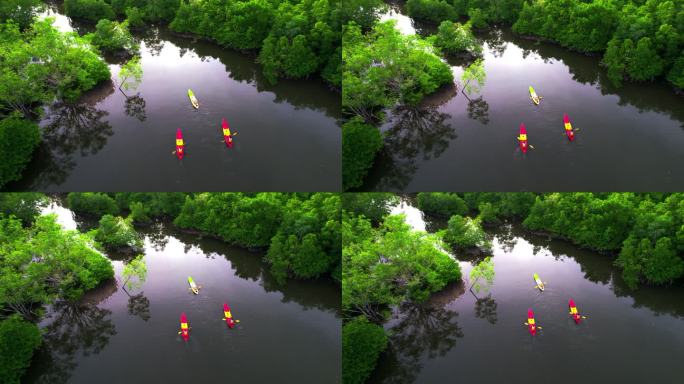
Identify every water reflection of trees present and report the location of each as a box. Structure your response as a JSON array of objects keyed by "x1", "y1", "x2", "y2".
[
  {"x1": 157, "y1": 28, "x2": 341, "y2": 118},
  {"x1": 364, "y1": 107, "x2": 455, "y2": 191},
  {"x1": 498, "y1": 223, "x2": 684, "y2": 318},
  {"x1": 42, "y1": 102, "x2": 113, "y2": 157},
  {"x1": 374, "y1": 303, "x2": 463, "y2": 384},
  {"x1": 123, "y1": 93, "x2": 147, "y2": 122},
  {"x1": 479, "y1": 29, "x2": 508, "y2": 58},
  {"x1": 14, "y1": 100, "x2": 114, "y2": 189},
  {"x1": 136, "y1": 28, "x2": 166, "y2": 56},
  {"x1": 506, "y1": 29, "x2": 684, "y2": 128},
  {"x1": 465, "y1": 96, "x2": 489, "y2": 124},
  {"x1": 127, "y1": 293, "x2": 151, "y2": 321},
  {"x1": 474, "y1": 295, "x2": 498, "y2": 324},
  {"x1": 30, "y1": 301, "x2": 116, "y2": 384},
  {"x1": 138, "y1": 224, "x2": 340, "y2": 314}
]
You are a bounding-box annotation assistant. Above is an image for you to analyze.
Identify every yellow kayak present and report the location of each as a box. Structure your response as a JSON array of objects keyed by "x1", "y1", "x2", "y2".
[
  {"x1": 529, "y1": 86, "x2": 541, "y2": 105},
  {"x1": 533, "y1": 273, "x2": 544, "y2": 291},
  {"x1": 188, "y1": 89, "x2": 199, "y2": 109},
  {"x1": 188, "y1": 276, "x2": 199, "y2": 294}
]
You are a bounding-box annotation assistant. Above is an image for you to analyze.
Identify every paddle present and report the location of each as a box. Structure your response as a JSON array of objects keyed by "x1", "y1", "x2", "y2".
[
  {"x1": 569, "y1": 312, "x2": 588, "y2": 319},
  {"x1": 523, "y1": 323, "x2": 542, "y2": 330},
  {"x1": 178, "y1": 327, "x2": 192, "y2": 335},
  {"x1": 222, "y1": 318, "x2": 241, "y2": 323}
]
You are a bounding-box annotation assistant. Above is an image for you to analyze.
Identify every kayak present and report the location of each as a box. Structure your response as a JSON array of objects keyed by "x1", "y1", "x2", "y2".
[
  {"x1": 180, "y1": 312, "x2": 190, "y2": 341},
  {"x1": 188, "y1": 89, "x2": 199, "y2": 109},
  {"x1": 175, "y1": 128, "x2": 185, "y2": 160},
  {"x1": 187, "y1": 276, "x2": 199, "y2": 295},
  {"x1": 223, "y1": 303, "x2": 235, "y2": 328},
  {"x1": 529, "y1": 86, "x2": 540, "y2": 105},
  {"x1": 518, "y1": 123, "x2": 528, "y2": 153},
  {"x1": 563, "y1": 113, "x2": 575, "y2": 141},
  {"x1": 569, "y1": 298, "x2": 581, "y2": 324},
  {"x1": 222, "y1": 118, "x2": 233, "y2": 148},
  {"x1": 527, "y1": 309, "x2": 538, "y2": 335},
  {"x1": 533, "y1": 273, "x2": 544, "y2": 291}
]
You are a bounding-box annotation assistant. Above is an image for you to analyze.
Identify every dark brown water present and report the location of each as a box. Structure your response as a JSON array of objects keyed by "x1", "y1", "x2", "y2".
[
  {"x1": 24, "y1": 205, "x2": 341, "y2": 383},
  {"x1": 362, "y1": 7, "x2": 684, "y2": 191},
  {"x1": 6, "y1": 9, "x2": 341, "y2": 192},
  {"x1": 368, "y1": 201, "x2": 684, "y2": 383}
]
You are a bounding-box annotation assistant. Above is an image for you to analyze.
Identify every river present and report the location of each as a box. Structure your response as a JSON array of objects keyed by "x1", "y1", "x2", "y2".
[
  {"x1": 367, "y1": 199, "x2": 684, "y2": 383},
  {"x1": 24, "y1": 203, "x2": 341, "y2": 383},
  {"x1": 6, "y1": 5, "x2": 341, "y2": 191},
  {"x1": 362, "y1": 3, "x2": 684, "y2": 191}
]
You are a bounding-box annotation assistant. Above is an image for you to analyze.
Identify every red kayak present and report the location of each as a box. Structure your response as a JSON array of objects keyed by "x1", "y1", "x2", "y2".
[
  {"x1": 180, "y1": 312, "x2": 190, "y2": 341},
  {"x1": 527, "y1": 309, "x2": 537, "y2": 335},
  {"x1": 222, "y1": 118, "x2": 233, "y2": 148},
  {"x1": 569, "y1": 298, "x2": 581, "y2": 324},
  {"x1": 563, "y1": 114, "x2": 575, "y2": 141},
  {"x1": 176, "y1": 128, "x2": 185, "y2": 160},
  {"x1": 518, "y1": 123, "x2": 528, "y2": 153},
  {"x1": 223, "y1": 303, "x2": 235, "y2": 328}
]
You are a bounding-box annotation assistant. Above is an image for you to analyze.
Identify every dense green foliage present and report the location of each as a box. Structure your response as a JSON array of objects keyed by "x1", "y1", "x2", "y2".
[
  {"x1": 174, "y1": 193, "x2": 340, "y2": 282},
  {"x1": 0, "y1": 19, "x2": 110, "y2": 113},
  {"x1": 428, "y1": 21, "x2": 481, "y2": 55},
  {"x1": 521, "y1": 193, "x2": 684, "y2": 288},
  {"x1": 110, "y1": 0, "x2": 181, "y2": 23},
  {"x1": 524, "y1": 193, "x2": 638, "y2": 251},
  {"x1": 343, "y1": 214, "x2": 461, "y2": 316},
  {"x1": 342, "y1": 20, "x2": 453, "y2": 119},
  {"x1": 511, "y1": 0, "x2": 684, "y2": 88},
  {"x1": 0, "y1": 315, "x2": 41, "y2": 384},
  {"x1": 128, "y1": 201, "x2": 152, "y2": 225},
  {"x1": 0, "y1": 214, "x2": 114, "y2": 316},
  {"x1": 342, "y1": 118, "x2": 383, "y2": 190},
  {"x1": 462, "y1": 192, "x2": 537, "y2": 219},
  {"x1": 113, "y1": 192, "x2": 187, "y2": 218},
  {"x1": 67, "y1": 192, "x2": 120, "y2": 217},
  {"x1": 170, "y1": 0, "x2": 341, "y2": 86},
  {"x1": 94, "y1": 214, "x2": 143, "y2": 251},
  {"x1": 406, "y1": 0, "x2": 524, "y2": 26},
  {"x1": 64, "y1": 0, "x2": 116, "y2": 22},
  {"x1": 416, "y1": 192, "x2": 468, "y2": 218},
  {"x1": 88, "y1": 19, "x2": 137, "y2": 53},
  {"x1": 0, "y1": 0, "x2": 42, "y2": 30},
  {"x1": 441, "y1": 214, "x2": 490, "y2": 250},
  {"x1": 406, "y1": 0, "x2": 459, "y2": 24},
  {"x1": 265, "y1": 193, "x2": 341, "y2": 283},
  {"x1": 399, "y1": 0, "x2": 684, "y2": 89},
  {"x1": 342, "y1": 317, "x2": 388, "y2": 384},
  {"x1": 0, "y1": 15, "x2": 110, "y2": 186},
  {"x1": 340, "y1": 0, "x2": 384, "y2": 30},
  {"x1": 0, "y1": 118, "x2": 40, "y2": 188},
  {"x1": 341, "y1": 193, "x2": 398, "y2": 224},
  {"x1": 0, "y1": 193, "x2": 46, "y2": 225},
  {"x1": 124, "y1": 6, "x2": 145, "y2": 29}
]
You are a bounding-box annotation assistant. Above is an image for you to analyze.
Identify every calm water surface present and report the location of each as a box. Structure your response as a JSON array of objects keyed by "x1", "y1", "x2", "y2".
[
  {"x1": 7, "y1": 7, "x2": 340, "y2": 191},
  {"x1": 369, "y1": 200, "x2": 684, "y2": 383},
  {"x1": 25, "y1": 204, "x2": 341, "y2": 383},
  {"x1": 363, "y1": 5, "x2": 684, "y2": 191}
]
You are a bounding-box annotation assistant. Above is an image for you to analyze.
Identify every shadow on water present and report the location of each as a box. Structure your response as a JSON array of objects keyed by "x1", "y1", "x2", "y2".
[
  {"x1": 25, "y1": 280, "x2": 118, "y2": 384},
  {"x1": 362, "y1": 106, "x2": 456, "y2": 191},
  {"x1": 6, "y1": 82, "x2": 116, "y2": 190},
  {"x1": 369, "y1": 301, "x2": 465, "y2": 384}
]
